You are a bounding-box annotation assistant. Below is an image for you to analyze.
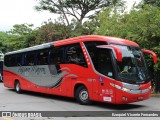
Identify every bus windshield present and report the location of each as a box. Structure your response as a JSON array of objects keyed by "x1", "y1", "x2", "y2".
[
  {"x1": 113, "y1": 44, "x2": 149, "y2": 83},
  {"x1": 85, "y1": 42, "x2": 150, "y2": 84}
]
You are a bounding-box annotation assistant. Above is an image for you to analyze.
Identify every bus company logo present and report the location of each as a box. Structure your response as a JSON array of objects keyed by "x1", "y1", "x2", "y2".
[
  {"x1": 18, "y1": 66, "x2": 46, "y2": 75},
  {"x1": 2, "y1": 112, "x2": 11, "y2": 117}
]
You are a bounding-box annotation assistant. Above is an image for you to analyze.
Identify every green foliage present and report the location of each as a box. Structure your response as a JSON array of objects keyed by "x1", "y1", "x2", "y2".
[
  {"x1": 33, "y1": 17, "x2": 97, "y2": 44},
  {"x1": 35, "y1": 19, "x2": 72, "y2": 45},
  {"x1": 0, "y1": 32, "x2": 9, "y2": 52},
  {"x1": 9, "y1": 23, "x2": 36, "y2": 48},
  {"x1": 0, "y1": 32, "x2": 19, "y2": 52},
  {"x1": 0, "y1": 24, "x2": 36, "y2": 53},
  {"x1": 68, "y1": 20, "x2": 93, "y2": 37},
  {"x1": 9, "y1": 23, "x2": 34, "y2": 36}
]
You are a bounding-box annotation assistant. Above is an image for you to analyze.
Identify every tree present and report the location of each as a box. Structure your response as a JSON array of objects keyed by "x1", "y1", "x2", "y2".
[
  {"x1": 0, "y1": 32, "x2": 10, "y2": 52},
  {"x1": 35, "y1": 19, "x2": 72, "y2": 44},
  {"x1": 9, "y1": 23, "x2": 34, "y2": 36},
  {"x1": 35, "y1": 0, "x2": 122, "y2": 24},
  {"x1": 8, "y1": 23, "x2": 36, "y2": 48},
  {"x1": 33, "y1": 15, "x2": 98, "y2": 44},
  {"x1": 0, "y1": 32, "x2": 23, "y2": 52}
]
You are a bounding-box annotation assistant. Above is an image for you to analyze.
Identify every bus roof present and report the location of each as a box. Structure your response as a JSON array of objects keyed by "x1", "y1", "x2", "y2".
[
  {"x1": 5, "y1": 42, "x2": 53, "y2": 55},
  {"x1": 54, "y1": 35, "x2": 139, "y2": 47},
  {"x1": 5, "y1": 35, "x2": 139, "y2": 55}
]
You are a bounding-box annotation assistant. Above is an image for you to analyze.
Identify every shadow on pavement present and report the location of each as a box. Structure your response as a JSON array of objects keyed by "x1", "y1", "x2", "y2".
[
  {"x1": 8, "y1": 89, "x2": 77, "y2": 103},
  {"x1": 7, "y1": 89, "x2": 145, "y2": 111},
  {"x1": 93, "y1": 102, "x2": 145, "y2": 110}
]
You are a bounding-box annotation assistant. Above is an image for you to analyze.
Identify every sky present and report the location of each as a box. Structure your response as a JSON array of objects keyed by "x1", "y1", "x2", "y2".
[{"x1": 0, "y1": 0, "x2": 142, "y2": 32}]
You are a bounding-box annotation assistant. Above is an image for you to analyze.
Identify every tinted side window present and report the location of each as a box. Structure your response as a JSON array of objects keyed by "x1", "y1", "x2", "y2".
[
  {"x1": 11, "y1": 56, "x2": 17, "y2": 66},
  {"x1": 25, "y1": 52, "x2": 36, "y2": 66},
  {"x1": 16, "y1": 54, "x2": 22, "y2": 66},
  {"x1": 4, "y1": 55, "x2": 16, "y2": 67},
  {"x1": 84, "y1": 41, "x2": 107, "y2": 66},
  {"x1": 84, "y1": 41, "x2": 114, "y2": 78},
  {"x1": 65, "y1": 43, "x2": 87, "y2": 68},
  {"x1": 4, "y1": 55, "x2": 9, "y2": 67},
  {"x1": 50, "y1": 47, "x2": 64, "y2": 65},
  {"x1": 37, "y1": 50, "x2": 49, "y2": 65}
]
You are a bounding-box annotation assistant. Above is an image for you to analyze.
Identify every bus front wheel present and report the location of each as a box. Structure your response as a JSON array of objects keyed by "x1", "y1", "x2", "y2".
[
  {"x1": 75, "y1": 86, "x2": 92, "y2": 105},
  {"x1": 15, "y1": 81, "x2": 21, "y2": 93}
]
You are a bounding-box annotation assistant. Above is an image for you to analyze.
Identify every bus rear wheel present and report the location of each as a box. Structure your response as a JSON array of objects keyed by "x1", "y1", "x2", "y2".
[
  {"x1": 75, "y1": 86, "x2": 92, "y2": 105},
  {"x1": 15, "y1": 81, "x2": 21, "y2": 93}
]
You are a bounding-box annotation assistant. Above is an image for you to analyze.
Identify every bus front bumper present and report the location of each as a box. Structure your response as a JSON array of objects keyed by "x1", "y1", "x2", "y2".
[{"x1": 115, "y1": 88, "x2": 151, "y2": 104}]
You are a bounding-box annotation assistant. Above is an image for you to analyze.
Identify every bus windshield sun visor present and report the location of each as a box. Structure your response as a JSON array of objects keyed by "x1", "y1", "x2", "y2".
[
  {"x1": 96, "y1": 45, "x2": 122, "y2": 62},
  {"x1": 142, "y1": 49, "x2": 157, "y2": 64}
]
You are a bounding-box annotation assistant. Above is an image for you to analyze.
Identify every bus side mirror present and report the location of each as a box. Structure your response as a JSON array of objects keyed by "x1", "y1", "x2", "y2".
[
  {"x1": 142, "y1": 49, "x2": 157, "y2": 64},
  {"x1": 96, "y1": 45, "x2": 122, "y2": 62}
]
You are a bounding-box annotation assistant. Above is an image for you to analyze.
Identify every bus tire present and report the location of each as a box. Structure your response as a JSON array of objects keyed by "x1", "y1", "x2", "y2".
[
  {"x1": 75, "y1": 86, "x2": 92, "y2": 105},
  {"x1": 15, "y1": 81, "x2": 21, "y2": 93}
]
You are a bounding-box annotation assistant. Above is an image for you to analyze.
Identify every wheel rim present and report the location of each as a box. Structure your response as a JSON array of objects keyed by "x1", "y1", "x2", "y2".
[
  {"x1": 79, "y1": 90, "x2": 88, "y2": 101},
  {"x1": 16, "y1": 83, "x2": 20, "y2": 92}
]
